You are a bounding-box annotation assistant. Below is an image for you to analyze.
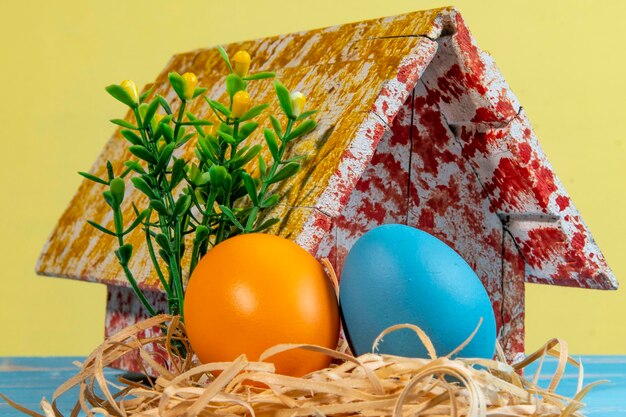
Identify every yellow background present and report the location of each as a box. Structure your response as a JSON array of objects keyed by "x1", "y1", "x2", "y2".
[{"x1": 1, "y1": 0, "x2": 624, "y2": 355}]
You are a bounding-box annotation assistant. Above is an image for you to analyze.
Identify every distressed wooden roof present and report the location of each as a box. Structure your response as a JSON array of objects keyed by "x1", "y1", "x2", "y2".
[{"x1": 37, "y1": 7, "x2": 617, "y2": 292}]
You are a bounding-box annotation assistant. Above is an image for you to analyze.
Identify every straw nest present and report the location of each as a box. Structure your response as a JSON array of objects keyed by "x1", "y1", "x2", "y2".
[{"x1": 1, "y1": 313, "x2": 602, "y2": 417}]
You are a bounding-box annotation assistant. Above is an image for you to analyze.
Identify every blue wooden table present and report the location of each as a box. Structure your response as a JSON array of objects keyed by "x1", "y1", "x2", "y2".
[{"x1": 1, "y1": 356, "x2": 625, "y2": 416}]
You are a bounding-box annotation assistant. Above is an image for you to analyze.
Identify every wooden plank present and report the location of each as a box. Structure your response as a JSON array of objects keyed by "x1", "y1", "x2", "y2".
[
  {"x1": 0, "y1": 357, "x2": 123, "y2": 416},
  {"x1": 525, "y1": 356, "x2": 626, "y2": 417}
]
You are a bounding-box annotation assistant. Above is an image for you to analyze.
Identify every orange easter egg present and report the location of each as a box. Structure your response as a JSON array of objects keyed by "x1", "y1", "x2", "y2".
[{"x1": 184, "y1": 233, "x2": 340, "y2": 377}]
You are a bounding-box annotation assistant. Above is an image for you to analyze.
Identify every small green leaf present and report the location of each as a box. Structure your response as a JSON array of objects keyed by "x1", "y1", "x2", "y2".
[
  {"x1": 121, "y1": 129, "x2": 143, "y2": 146},
  {"x1": 155, "y1": 143, "x2": 175, "y2": 172},
  {"x1": 223, "y1": 172, "x2": 232, "y2": 191},
  {"x1": 274, "y1": 80, "x2": 293, "y2": 118},
  {"x1": 170, "y1": 158, "x2": 186, "y2": 188},
  {"x1": 139, "y1": 86, "x2": 154, "y2": 103},
  {"x1": 129, "y1": 145, "x2": 157, "y2": 164},
  {"x1": 205, "y1": 98, "x2": 232, "y2": 118},
  {"x1": 115, "y1": 243, "x2": 133, "y2": 264},
  {"x1": 218, "y1": 130, "x2": 236, "y2": 145},
  {"x1": 217, "y1": 45, "x2": 233, "y2": 72},
  {"x1": 106, "y1": 161, "x2": 115, "y2": 181},
  {"x1": 267, "y1": 162, "x2": 300, "y2": 184},
  {"x1": 263, "y1": 128, "x2": 280, "y2": 161},
  {"x1": 258, "y1": 155, "x2": 267, "y2": 178},
  {"x1": 296, "y1": 109, "x2": 319, "y2": 121},
  {"x1": 159, "y1": 249, "x2": 170, "y2": 263},
  {"x1": 252, "y1": 217, "x2": 280, "y2": 232},
  {"x1": 176, "y1": 124, "x2": 187, "y2": 141},
  {"x1": 138, "y1": 102, "x2": 149, "y2": 120},
  {"x1": 196, "y1": 138, "x2": 214, "y2": 163},
  {"x1": 168, "y1": 72, "x2": 186, "y2": 101},
  {"x1": 194, "y1": 225, "x2": 210, "y2": 244},
  {"x1": 241, "y1": 172, "x2": 258, "y2": 205},
  {"x1": 177, "y1": 133, "x2": 194, "y2": 149},
  {"x1": 196, "y1": 136, "x2": 219, "y2": 161},
  {"x1": 123, "y1": 210, "x2": 150, "y2": 235},
  {"x1": 226, "y1": 74, "x2": 247, "y2": 98},
  {"x1": 193, "y1": 87, "x2": 208, "y2": 98},
  {"x1": 110, "y1": 119, "x2": 139, "y2": 130},
  {"x1": 131, "y1": 177, "x2": 157, "y2": 200},
  {"x1": 180, "y1": 119, "x2": 212, "y2": 126},
  {"x1": 231, "y1": 144, "x2": 262, "y2": 170},
  {"x1": 195, "y1": 172, "x2": 211, "y2": 186},
  {"x1": 103, "y1": 190, "x2": 115, "y2": 208},
  {"x1": 150, "y1": 200, "x2": 170, "y2": 216},
  {"x1": 239, "y1": 122, "x2": 259, "y2": 140},
  {"x1": 239, "y1": 104, "x2": 269, "y2": 122},
  {"x1": 219, "y1": 205, "x2": 245, "y2": 231},
  {"x1": 106, "y1": 84, "x2": 137, "y2": 108},
  {"x1": 79, "y1": 171, "x2": 108, "y2": 185},
  {"x1": 220, "y1": 124, "x2": 234, "y2": 135},
  {"x1": 155, "y1": 233, "x2": 170, "y2": 251},
  {"x1": 87, "y1": 220, "x2": 117, "y2": 236},
  {"x1": 142, "y1": 98, "x2": 160, "y2": 127},
  {"x1": 209, "y1": 165, "x2": 228, "y2": 187},
  {"x1": 286, "y1": 119, "x2": 317, "y2": 141},
  {"x1": 110, "y1": 178, "x2": 126, "y2": 206},
  {"x1": 270, "y1": 115, "x2": 283, "y2": 138},
  {"x1": 244, "y1": 72, "x2": 275, "y2": 80},
  {"x1": 172, "y1": 195, "x2": 191, "y2": 217},
  {"x1": 157, "y1": 95, "x2": 172, "y2": 115},
  {"x1": 260, "y1": 194, "x2": 280, "y2": 208},
  {"x1": 162, "y1": 124, "x2": 175, "y2": 143},
  {"x1": 124, "y1": 160, "x2": 146, "y2": 174}
]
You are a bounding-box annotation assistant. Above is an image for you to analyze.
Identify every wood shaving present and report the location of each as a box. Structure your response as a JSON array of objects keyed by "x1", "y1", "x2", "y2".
[{"x1": 1, "y1": 314, "x2": 603, "y2": 417}]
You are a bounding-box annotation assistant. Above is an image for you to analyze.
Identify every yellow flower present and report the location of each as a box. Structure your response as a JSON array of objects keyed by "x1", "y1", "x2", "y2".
[
  {"x1": 290, "y1": 91, "x2": 306, "y2": 117},
  {"x1": 120, "y1": 80, "x2": 139, "y2": 104},
  {"x1": 232, "y1": 90, "x2": 251, "y2": 118},
  {"x1": 232, "y1": 50, "x2": 251, "y2": 78},
  {"x1": 182, "y1": 72, "x2": 198, "y2": 100}
]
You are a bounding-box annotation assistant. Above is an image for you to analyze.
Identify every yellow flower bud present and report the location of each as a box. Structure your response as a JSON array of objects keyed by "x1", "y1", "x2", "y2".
[
  {"x1": 290, "y1": 91, "x2": 306, "y2": 118},
  {"x1": 182, "y1": 72, "x2": 198, "y2": 100},
  {"x1": 120, "y1": 80, "x2": 139, "y2": 104},
  {"x1": 232, "y1": 50, "x2": 251, "y2": 78},
  {"x1": 231, "y1": 90, "x2": 251, "y2": 118}
]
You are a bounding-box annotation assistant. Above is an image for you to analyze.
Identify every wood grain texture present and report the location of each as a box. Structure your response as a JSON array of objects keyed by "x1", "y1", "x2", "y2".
[{"x1": 36, "y1": 7, "x2": 446, "y2": 290}]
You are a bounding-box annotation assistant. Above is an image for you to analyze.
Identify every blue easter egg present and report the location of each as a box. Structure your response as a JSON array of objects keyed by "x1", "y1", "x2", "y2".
[{"x1": 339, "y1": 224, "x2": 496, "y2": 359}]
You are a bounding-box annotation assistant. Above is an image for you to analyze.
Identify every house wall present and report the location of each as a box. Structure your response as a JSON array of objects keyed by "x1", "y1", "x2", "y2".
[
  {"x1": 315, "y1": 12, "x2": 532, "y2": 361},
  {"x1": 105, "y1": 285, "x2": 168, "y2": 372},
  {"x1": 316, "y1": 81, "x2": 525, "y2": 362}
]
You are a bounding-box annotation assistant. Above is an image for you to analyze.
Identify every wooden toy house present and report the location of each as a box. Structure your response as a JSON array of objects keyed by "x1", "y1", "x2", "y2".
[{"x1": 37, "y1": 7, "x2": 617, "y2": 369}]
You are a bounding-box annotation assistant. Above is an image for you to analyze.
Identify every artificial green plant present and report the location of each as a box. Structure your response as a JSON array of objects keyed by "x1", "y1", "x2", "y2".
[{"x1": 80, "y1": 48, "x2": 318, "y2": 320}]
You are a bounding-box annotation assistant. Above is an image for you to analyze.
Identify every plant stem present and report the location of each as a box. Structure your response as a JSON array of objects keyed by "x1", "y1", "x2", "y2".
[
  {"x1": 133, "y1": 105, "x2": 181, "y2": 316},
  {"x1": 173, "y1": 101, "x2": 186, "y2": 141},
  {"x1": 245, "y1": 118, "x2": 294, "y2": 231},
  {"x1": 121, "y1": 263, "x2": 157, "y2": 316},
  {"x1": 189, "y1": 190, "x2": 217, "y2": 275},
  {"x1": 112, "y1": 205, "x2": 157, "y2": 316},
  {"x1": 144, "y1": 213, "x2": 173, "y2": 300}
]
